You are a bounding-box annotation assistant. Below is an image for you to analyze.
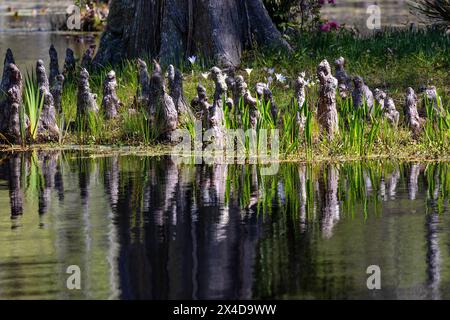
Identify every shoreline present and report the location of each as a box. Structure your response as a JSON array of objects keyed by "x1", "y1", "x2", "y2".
[{"x1": 1, "y1": 144, "x2": 449, "y2": 164}]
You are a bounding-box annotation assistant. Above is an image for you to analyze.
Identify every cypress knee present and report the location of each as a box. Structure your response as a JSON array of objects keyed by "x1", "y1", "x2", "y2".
[
  {"x1": 136, "y1": 58, "x2": 151, "y2": 109},
  {"x1": 191, "y1": 84, "x2": 210, "y2": 129},
  {"x1": 63, "y1": 48, "x2": 76, "y2": 79},
  {"x1": 423, "y1": 86, "x2": 443, "y2": 116},
  {"x1": 352, "y1": 76, "x2": 374, "y2": 112},
  {"x1": 101, "y1": 70, "x2": 121, "y2": 119},
  {"x1": 168, "y1": 65, "x2": 193, "y2": 123},
  {"x1": 77, "y1": 68, "x2": 99, "y2": 118},
  {"x1": 255, "y1": 82, "x2": 277, "y2": 123},
  {"x1": 383, "y1": 97, "x2": 399, "y2": 126},
  {"x1": 1, "y1": 48, "x2": 15, "y2": 96},
  {"x1": 150, "y1": 61, "x2": 178, "y2": 140},
  {"x1": 235, "y1": 75, "x2": 258, "y2": 129},
  {"x1": 36, "y1": 60, "x2": 60, "y2": 142},
  {"x1": 334, "y1": 57, "x2": 351, "y2": 99},
  {"x1": 317, "y1": 59, "x2": 339, "y2": 140},
  {"x1": 373, "y1": 88, "x2": 387, "y2": 110},
  {"x1": 404, "y1": 87, "x2": 424, "y2": 138},
  {"x1": 81, "y1": 44, "x2": 96, "y2": 69},
  {"x1": 0, "y1": 63, "x2": 28, "y2": 144},
  {"x1": 207, "y1": 67, "x2": 227, "y2": 144},
  {"x1": 295, "y1": 72, "x2": 308, "y2": 129},
  {"x1": 51, "y1": 74, "x2": 64, "y2": 113},
  {"x1": 49, "y1": 44, "x2": 60, "y2": 86}
]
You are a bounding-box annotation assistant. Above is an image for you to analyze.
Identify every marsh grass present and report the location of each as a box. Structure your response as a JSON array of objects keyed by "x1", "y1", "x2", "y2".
[
  {"x1": 23, "y1": 71, "x2": 44, "y2": 143},
  {"x1": 29, "y1": 27, "x2": 449, "y2": 160}
]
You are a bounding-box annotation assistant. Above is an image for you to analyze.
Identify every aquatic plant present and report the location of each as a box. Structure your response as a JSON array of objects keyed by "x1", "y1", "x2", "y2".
[{"x1": 23, "y1": 71, "x2": 44, "y2": 142}]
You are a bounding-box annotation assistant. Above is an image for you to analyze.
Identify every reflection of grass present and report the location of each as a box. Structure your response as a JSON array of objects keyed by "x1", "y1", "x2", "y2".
[{"x1": 223, "y1": 160, "x2": 450, "y2": 219}]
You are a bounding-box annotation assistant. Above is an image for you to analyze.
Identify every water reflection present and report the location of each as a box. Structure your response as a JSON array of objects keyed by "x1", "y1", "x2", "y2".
[{"x1": 0, "y1": 151, "x2": 449, "y2": 299}]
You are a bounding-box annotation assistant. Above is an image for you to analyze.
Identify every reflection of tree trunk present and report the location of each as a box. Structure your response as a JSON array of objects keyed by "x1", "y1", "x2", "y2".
[
  {"x1": 319, "y1": 165, "x2": 340, "y2": 239},
  {"x1": 8, "y1": 153, "x2": 24, "y2": 218}
]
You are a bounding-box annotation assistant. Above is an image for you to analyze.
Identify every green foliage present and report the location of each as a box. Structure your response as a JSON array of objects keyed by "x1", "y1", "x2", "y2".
[
  {"x1": 23, "y1": 71, "x2": 44, "y2": 142},
  {"x1": 263, "y1": 0, "x2": 323, "y2": 30}
]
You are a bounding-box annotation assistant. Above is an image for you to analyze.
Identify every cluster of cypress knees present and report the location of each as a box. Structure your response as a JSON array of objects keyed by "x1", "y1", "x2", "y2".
[{"x1": 0, "y1": 44, "x2": 443, "y2": 146}]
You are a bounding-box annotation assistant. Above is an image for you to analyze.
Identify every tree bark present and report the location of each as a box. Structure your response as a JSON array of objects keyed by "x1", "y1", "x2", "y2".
[{"x1": 93, "y1": 0, "x2": 290, "y2": 68}]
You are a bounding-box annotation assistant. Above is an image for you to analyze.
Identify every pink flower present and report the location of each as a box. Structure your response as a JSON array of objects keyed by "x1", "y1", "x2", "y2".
[
  {"x1": 328, "y1": 0, "x2": 336, "y2": 4},
  {"x1": 318, "y1": 0, "x2": 325, "y2": 5},
  {"x1": 320, "y1": 23, "x2": 331, "y2": 32},
  {"x1": 329, "y1": 20, "x2": 340, "y2": 29}
]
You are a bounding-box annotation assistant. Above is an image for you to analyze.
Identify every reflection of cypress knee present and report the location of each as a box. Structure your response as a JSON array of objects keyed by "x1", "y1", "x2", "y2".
[
  {"x1": 37, "y1": 151, "x2": 57, "y2": 215},
  {"x1": 319, "y1": 165, "x2": 340, "y2": 239},
  {"x1": 425, "y1": 210, "x2": 441, "y2": 299},
  {"x1": 8, "y1": 154, "x2": 24, "y2": 217},
  {"x1": 104, "y1": 156, "x2": 120, "y2": 208},
  {"x1": 408, "y1": 164, "x2": 421, "y2": 200},
  {"x1": 54, "y1": 162, "x2": 65, "y2": 202}
]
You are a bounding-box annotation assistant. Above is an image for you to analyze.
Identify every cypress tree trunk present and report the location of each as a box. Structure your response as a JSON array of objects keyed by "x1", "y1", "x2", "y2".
[{"x1": 94, "y1": 0, "x2": 291, "y2": 68}]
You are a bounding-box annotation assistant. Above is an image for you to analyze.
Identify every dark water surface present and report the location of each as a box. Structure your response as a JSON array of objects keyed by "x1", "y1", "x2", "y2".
[{"x1": 0, "y1": 151, "x2": 449, "y2": 299}]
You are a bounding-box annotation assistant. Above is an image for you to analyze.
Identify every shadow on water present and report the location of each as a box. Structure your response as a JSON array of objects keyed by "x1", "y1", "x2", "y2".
[{"x1": 0, "y1": 151, "x2": 449, "y2": 299}]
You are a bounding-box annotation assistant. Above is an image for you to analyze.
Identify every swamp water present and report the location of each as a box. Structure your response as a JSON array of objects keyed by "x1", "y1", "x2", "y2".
[
  {"x1": 0, "y1": 151, "x2": 449, "y2": 299},
  {"x1": 0, "y1": 0, "x2": 97, "y2": 71}
]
